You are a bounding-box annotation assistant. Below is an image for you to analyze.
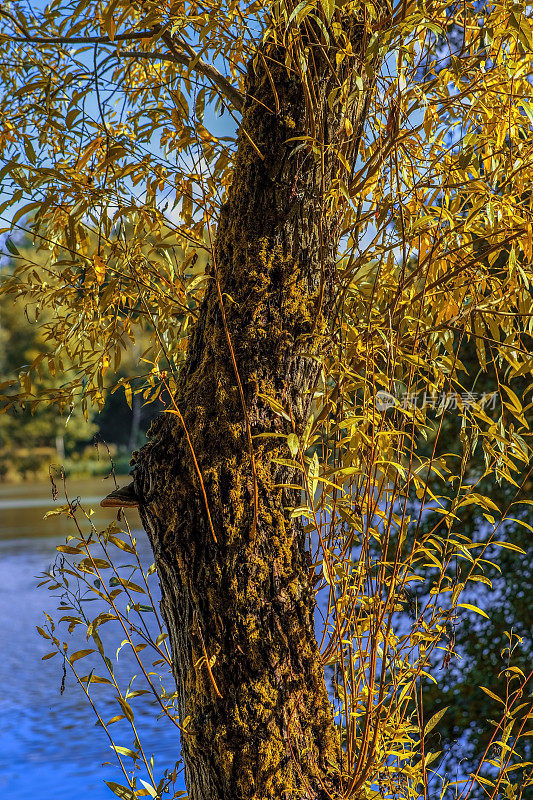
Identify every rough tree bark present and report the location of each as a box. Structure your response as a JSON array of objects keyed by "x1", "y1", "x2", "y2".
[{"x1": 132, "y1": 22, "x2": 374, "y2": 800}]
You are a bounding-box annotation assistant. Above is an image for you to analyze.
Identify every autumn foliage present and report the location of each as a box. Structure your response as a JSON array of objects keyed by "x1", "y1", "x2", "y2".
[{"x1": 1, "y1": 0, "x2": 533, "y2": 798}]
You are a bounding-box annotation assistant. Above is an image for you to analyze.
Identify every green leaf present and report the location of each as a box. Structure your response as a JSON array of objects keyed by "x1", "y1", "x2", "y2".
[
  {"x1": 24, "y1": 138, "x2": 36, "y2": 165},
  {"x1": 5, "y1": 238, "x2": 20, "y2": 256}
]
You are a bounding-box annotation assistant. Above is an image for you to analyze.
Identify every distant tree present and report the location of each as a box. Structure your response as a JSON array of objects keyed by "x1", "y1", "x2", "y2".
[
  {"x1": 0, "y1": 238, "x2": 97, "y2": 464},
  {"x1": 0, "y1": 234, "x2": 166, "y2": 471}
]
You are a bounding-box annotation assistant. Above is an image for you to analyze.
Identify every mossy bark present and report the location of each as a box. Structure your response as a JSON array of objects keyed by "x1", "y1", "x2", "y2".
[{"x1": 133, "y1": 30, "x2": 370, "y2": 800}]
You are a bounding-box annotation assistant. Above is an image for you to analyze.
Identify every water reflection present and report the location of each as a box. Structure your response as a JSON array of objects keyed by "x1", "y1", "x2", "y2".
[{"x1": 0, "y1": 479, "x2": 184, "y2": 800}]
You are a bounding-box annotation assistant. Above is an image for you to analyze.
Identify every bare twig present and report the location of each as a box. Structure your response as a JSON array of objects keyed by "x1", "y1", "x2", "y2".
[{"x1": 0, "y1": 28, "x2": 160, "y2": 44}]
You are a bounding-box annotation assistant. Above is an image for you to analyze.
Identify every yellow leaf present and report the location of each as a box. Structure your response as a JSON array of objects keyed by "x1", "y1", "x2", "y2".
[
  {"x1": 502, "y1": 384, "x2": 522, "y2": 413},
  {"x1": 308, "y1": 451, "x2": 319, "y2": 499},
  {"x1": 480, "y1": 686, "x2": 504, "y2": 704},
  {"x1": 457, "y1": 603, "x2": 489, "y2": 619},
  {"x1": 424, "y1": 706, "x2": 449, "y2": 735},
  {"x1": 44, "y1": 505, "x2": 73, "y2": 519},
  {"x1": 320, "y1": 0, "x2": 335, "y2": 22},
  {"x1": 70, "y1": 648, "x2": 95, "y2": 664},
  {"x1": 93, "y1": 254, "x2": 106, "y2": 285},
  {"x1": 287, "y1": 433, "x2": 299, "y2": 456}
]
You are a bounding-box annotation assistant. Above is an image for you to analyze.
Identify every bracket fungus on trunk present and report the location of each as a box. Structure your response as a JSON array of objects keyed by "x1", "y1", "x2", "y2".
[{"x1": 100, "y1": 482, "x2": 139, "y2": 508}]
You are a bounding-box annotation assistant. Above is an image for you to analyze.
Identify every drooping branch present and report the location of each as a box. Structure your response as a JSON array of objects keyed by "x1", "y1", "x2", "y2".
[{"x1": 120, "y1": 47, "x2": 244, "y2": 113}]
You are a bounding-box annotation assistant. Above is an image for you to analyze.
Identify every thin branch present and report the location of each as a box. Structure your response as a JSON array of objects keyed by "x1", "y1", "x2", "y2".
[
  {"x1": 1, "y1": 21, "x2": 245, "y2": 113},
  {"x1": 163, "y1": 30, "x2": 244, "y2": 112},
  {"x1": 120, "y1": 47, "x2": 244, "y2": 112},
  {"x1": 0, "y1": 28, "x2": 160, "y2": 45},
  {"x1": 0, "y1": 7, "x2": 31, "y2": 38}
]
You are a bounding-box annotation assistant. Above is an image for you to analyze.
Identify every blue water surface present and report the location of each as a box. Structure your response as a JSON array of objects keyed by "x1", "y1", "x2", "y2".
[{"x1": 0, "y1": 479, "x2": 186, "y2": 800}]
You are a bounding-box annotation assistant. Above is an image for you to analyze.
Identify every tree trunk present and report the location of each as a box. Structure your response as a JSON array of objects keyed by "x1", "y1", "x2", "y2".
[{"x1": 133, "y1": 26, "x2": 371, "y2": 800}]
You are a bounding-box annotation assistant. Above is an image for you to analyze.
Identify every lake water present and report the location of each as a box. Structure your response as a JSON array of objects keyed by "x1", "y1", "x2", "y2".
[{"x1": 0, "y1": 478, "x2": 185, "y2": 800}]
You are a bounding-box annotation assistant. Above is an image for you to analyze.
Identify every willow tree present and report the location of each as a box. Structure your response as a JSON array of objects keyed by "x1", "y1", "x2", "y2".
[{"x1": 2, "y1": 1, "x2": 533, "y2": 799}]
